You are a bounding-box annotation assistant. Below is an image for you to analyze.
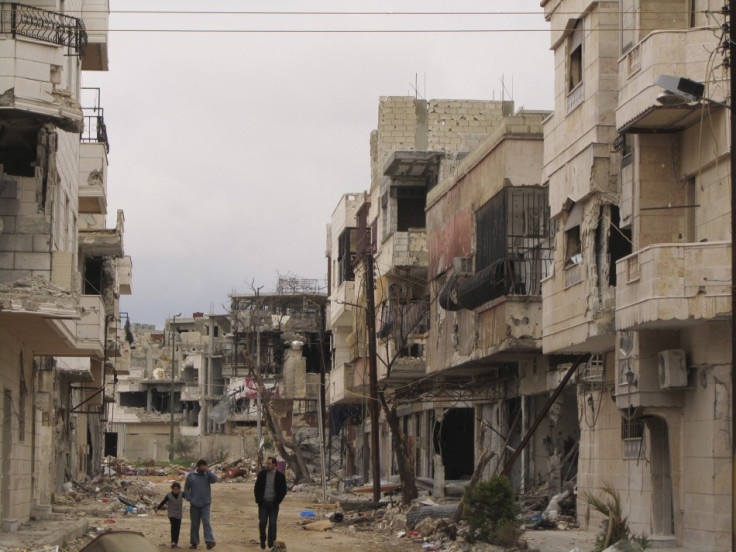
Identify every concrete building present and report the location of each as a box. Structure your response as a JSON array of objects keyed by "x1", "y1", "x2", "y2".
[
  {"x1": 108, "y1": 278, "x2": 329, "y2": 475},
  {"x1": 541, "y1": 0, "x2": 730, "y2": 549},
  {"x1": 0, "y1": 0, "x2": 133, "y2": 530},
  {"x1": 107, "y1": 313, "x2": 233, "y2": 461},
  {"x1": 326, "y1": 96, "x2": 523, "y2": 485},
  {"x1": 423, "y1": 110, "x2": 562, "y2": 495}
]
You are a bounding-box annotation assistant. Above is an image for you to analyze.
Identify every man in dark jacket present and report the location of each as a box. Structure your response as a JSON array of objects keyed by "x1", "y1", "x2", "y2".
[
  {"x1": 253, "y1": 456, "x2": 287, "y2": 549},
  {"x1": 184, "y1": 459, "x2": 218, "y2": 549}
]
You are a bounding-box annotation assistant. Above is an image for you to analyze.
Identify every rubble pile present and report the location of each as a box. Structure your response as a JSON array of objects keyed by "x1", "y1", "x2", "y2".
[{"x1": 52, "y1": 475, "x2": 160, "y2": 518}]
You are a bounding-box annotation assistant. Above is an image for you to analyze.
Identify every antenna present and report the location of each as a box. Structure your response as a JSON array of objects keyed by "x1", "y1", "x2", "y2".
[
  {"x1": 500, "y1": 75, "x2": 513, "y2": 102},
  {"x1": 409, "y1": 73, "x2": 425, "y2": 100}
]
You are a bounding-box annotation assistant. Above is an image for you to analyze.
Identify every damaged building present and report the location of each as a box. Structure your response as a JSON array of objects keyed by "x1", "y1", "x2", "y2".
[
  {"x1": 422, "y1": 110, "x2": 565, "y2": 497},
  {"x1": 326, "y1": 96, "x2": 532, "y2": 485},
  {"x1": 541, "y1": 0, "x2": 732, "y2": 549},
  {"x1": 107, "y1": 313, "x2": 233, "y2": 460},
  {"x1": 0, "y1": 0, "x2": 134, "y2": 531},
  {"x1": 229, "y1": 280, "x2": 329, "y2": 470},
  {"x1": 325, "y1": 4, "x2": 733, "y2": 549},
  {"x1": 108, "y1": 278, "x2": 330, "y2": 474}
]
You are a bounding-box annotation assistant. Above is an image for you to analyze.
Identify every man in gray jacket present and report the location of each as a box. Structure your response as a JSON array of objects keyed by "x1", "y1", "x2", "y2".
[{"x1": 184, "y1": 459, "x2": 218, "y2": 549}]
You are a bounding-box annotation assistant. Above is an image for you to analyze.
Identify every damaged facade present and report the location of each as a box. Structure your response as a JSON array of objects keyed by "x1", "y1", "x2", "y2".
[
  {"x1": 325, "y1": 3, "x2": 732, "y2": 550},
  {"x1": 0, "y1": 0, "x2": 134, "y2": 531},
  {"x1": 541, "y1": 0, "x2": 731, "y2": 549},
  {"x1": 108, "y1": 278, "x2": 329, "y2": 476}
]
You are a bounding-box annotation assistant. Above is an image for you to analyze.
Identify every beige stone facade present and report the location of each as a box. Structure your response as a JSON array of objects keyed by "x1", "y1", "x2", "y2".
[
  {"x1": 542, "y1": 0, "x2": 731, "y2": 549},
  {"x1": 0, "y1": 0, "x2": 132, "y2": 530},
  {"x1": 324, "y1": 3, "x2": 732, "y2": 549}
]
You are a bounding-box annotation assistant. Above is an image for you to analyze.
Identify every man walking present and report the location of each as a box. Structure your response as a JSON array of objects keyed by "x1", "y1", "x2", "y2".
[
  {"x1": 254, "y1": 456, "x2": 287, "y2": 549},
  {"x1": 184, "y1": 459, "x2": 218, "y2": 549}
]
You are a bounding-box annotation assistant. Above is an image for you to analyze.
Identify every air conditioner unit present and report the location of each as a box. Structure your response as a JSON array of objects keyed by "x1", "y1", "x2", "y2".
[
  {"x1": 453, "y1": 257, "x2": 473, "y2": 276},
  {"x1": 658, "y1": 349, "x2": 688, "y2": 389}
]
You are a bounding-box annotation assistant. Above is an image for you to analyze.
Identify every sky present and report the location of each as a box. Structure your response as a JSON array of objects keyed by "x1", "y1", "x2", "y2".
[{"x1": 84, "y1": 0, "x2": 555, "y2": 328}]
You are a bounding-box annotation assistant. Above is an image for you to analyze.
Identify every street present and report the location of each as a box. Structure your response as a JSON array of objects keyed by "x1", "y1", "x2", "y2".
[{"x1": 64, "y1": 477, "x2": 414, "y2": 552}]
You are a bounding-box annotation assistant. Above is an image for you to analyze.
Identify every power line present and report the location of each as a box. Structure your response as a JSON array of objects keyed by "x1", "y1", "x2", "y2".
[
  {"x1": 94, "y1": 27, "x2": 706, "y2": 33},
  {"x1": 91, "y1": 9, "x2": 711, "y2": 16}
]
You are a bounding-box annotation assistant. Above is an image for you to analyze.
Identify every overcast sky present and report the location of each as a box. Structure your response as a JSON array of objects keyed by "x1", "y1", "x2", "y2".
[{"x1": 84, "y1": 0, "x2": 554, "y2": 328}]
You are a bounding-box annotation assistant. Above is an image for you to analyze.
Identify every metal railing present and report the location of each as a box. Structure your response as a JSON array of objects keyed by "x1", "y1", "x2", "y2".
[
  {"x1": 81, "y1": 87, "x2": 109, "y2": 152},
  {"x1": 0, "y1": 3, "x2": 87, "y2": 54}
]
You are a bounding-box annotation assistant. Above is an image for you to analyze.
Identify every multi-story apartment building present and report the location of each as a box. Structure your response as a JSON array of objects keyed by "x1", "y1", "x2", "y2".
[
  {"x1": 109, "y1": 279, "x2": 329, "y2": 473},
  {"x1": 326, "y1": 96, "x2": 520, "y2": 484},
  {"x1": 107, "y1": 313, "x2": 233, "y2": 460},
  {"x1": 542, "y1": 0, "x2": 730, "y2": 549},
  {"x1": 424, "y1": 110, "x2": 563, "y2": 495},
  {"x1": 0, "y1": 0, "x2": 134, "y2": 529}
]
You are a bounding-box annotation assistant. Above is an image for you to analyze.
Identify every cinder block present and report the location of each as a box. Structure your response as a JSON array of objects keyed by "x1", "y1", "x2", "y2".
[
  {"x1": 15, "y1": 252, "x2": 51, "y2": 271},
  {"x1": 0, "y1": 252, "x2": 13, "y2": 269}
]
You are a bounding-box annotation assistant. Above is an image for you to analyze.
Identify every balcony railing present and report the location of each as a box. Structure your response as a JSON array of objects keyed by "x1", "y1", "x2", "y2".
[
  {"x1": 0, "y1": 3, "x2": 87, "y2": 54},
  {"x1": 81, "y1": 88, "x2": 109, "y2": 152}
]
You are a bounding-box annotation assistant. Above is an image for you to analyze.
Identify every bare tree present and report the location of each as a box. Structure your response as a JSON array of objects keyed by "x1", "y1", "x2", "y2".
[
  {"x1": 373, "y1": 293, "x2": 430, "y2": 504},
  {"x1": 232, "y1": 280, "x2": 314, "y2": 483}
]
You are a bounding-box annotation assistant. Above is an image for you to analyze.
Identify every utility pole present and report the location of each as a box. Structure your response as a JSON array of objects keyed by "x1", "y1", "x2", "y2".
[
  {"x1": 256, "y1": 289, "x2": 263, "y2": 472},
  {"x1": 168, "y1": 312, "x2": 181, "y2": 462},
  {"x1": 365, "y1": 253, "x2": 381, "y2": 503}
]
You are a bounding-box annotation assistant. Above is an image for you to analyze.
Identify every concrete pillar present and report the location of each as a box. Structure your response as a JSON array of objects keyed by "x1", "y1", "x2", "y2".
[{"x1": 433, "y1": 454, "x2": 445, "y2": 498}]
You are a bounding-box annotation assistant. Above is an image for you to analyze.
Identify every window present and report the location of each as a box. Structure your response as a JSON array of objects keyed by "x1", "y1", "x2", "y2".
[
  {"x1": 395, "y1": 187, "x2": 426, "y2": 231},
  {"x1": 337, "y1": 228, "x2": 357, "y2": 284},
  {"x1": 568, "y1": 20, "x2": 583, "y2": 92},
  {"x1": 564, "y1": 203, "x2": 583, "y2": 266}
]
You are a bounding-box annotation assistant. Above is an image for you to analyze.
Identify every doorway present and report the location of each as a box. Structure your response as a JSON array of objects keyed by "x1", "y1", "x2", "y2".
[
  {"x1": 434, "y1": 408, "x2": 474, "y2": 479},
  {"x1": 646, "y1": 417, "x2": 674, "y2": 535}
]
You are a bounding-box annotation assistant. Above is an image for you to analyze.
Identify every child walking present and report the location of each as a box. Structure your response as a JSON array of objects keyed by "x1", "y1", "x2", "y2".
[{"x1": 157, "y1": 481, "x2": 184, "y2": 548}]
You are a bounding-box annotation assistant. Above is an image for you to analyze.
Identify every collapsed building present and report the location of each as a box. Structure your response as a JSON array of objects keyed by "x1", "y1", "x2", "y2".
[
  {"x1": 0, "y1": 0, "x2": 134, "y2": 530},
  {"x1": 108, "y1": 278, "x2": 330, "y2": 475}
]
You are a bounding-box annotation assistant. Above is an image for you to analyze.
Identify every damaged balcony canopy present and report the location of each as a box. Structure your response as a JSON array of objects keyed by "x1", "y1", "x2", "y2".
[{"x1": 383, "y1": 151, "x2": 442, "y2": 188}]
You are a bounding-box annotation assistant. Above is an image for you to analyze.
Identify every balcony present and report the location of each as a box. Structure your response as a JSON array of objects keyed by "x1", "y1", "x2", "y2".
[
  {"x1": 79, "y1": 209, "x2": 124, "y2": 257},
  {"x1": 379, "y1": 229, "x2": 427, "y2": 273},
  {"x1": 116, "y1": 256, "x2": 132, "y2": 295},
  {"x1": 81, "y1": 0, "x2": 109, "y2": 71},
  {"x1": 0, "y1": 3, "x2": 86, "y2": 131},
  {"x1": 79, "y1": 88, "x2": 109, "y2": 214},
  {"x1": 329, "y1": 280, "x2": 354, "y2": 328},
  {"x1": 615, "y1": 242, "x2": 731, "y2": 331},
  {"x1": 617, "y1": 28, "x2": 725, "y2": 133},
  {"x1": 542, "y1": 269, "x2": 615, "y2": 354},
  {"x1": 77, "y1": 294, "x2": 106, "y2": 356}
]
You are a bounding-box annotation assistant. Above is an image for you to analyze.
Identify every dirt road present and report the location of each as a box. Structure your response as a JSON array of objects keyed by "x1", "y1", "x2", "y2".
[{"x1": 69, "y1": 477, "x2": 412, "y2": 552}]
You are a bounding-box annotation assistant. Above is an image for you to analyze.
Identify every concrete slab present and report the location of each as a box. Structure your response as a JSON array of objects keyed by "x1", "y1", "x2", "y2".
[{"x1": 0, "y1": 516, "x2": 88, "y2": 550}]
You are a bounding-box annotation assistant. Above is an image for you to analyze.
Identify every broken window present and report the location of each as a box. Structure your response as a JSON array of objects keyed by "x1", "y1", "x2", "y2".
[
  {"x1": 84, "y1": 257, "x2": 104, "y2": 295},
  {"x1": 568, "y1": 20, "x2": 583, "y2": 92},
  {"x1": 564, "y1": 202, "x2": 583, "y2": 267},
  {"x1": 607, "y1": 205, "x2": 632, "y2": 286},
  {"x1": 395, "y1": 186, "x2": 426, "y2": 231}
]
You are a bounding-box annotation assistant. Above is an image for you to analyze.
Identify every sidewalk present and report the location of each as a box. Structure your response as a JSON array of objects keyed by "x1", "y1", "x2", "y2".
[
  {"x1": 0, "y1": 516, "x2": 88, "y2": 551},
  {"x1": 522, "y1": 528, "x2": 597, "y2": 552},
  {"x1": 522, "y1": 528, "x2": 698, "y2": 552}
]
